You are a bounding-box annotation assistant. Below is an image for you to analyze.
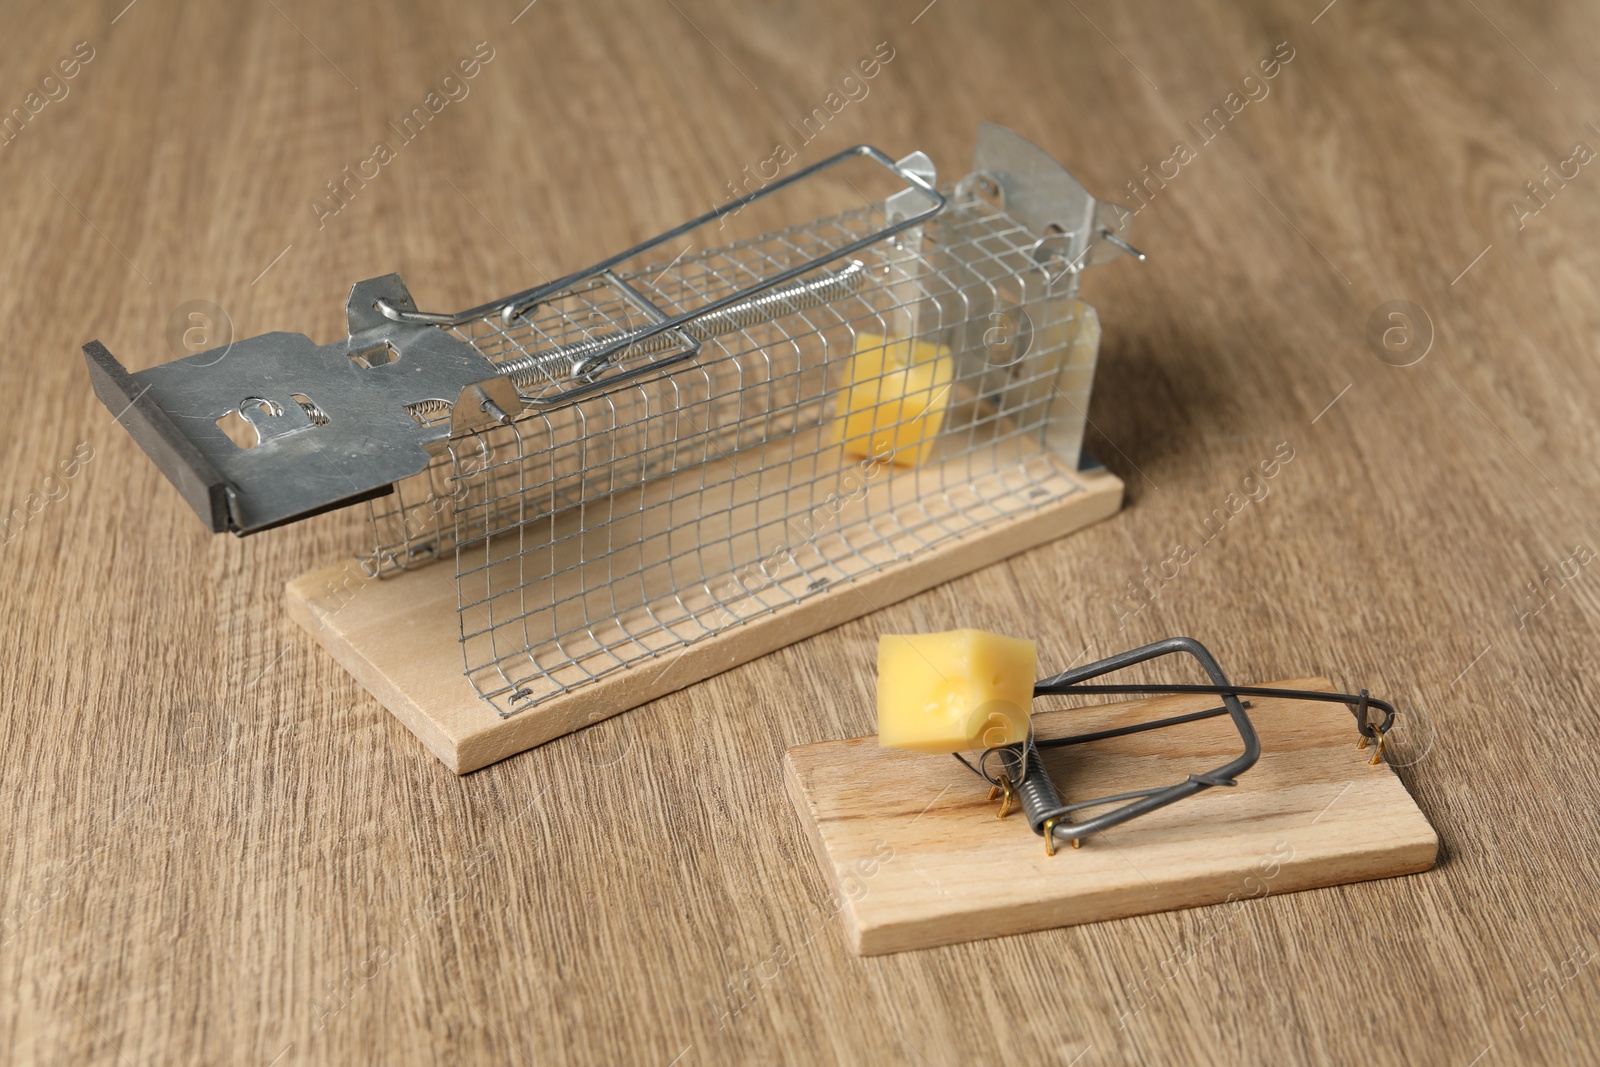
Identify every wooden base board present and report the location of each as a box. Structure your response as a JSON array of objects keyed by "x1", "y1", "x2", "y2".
[
  {"x1": 783, "y1": 680, "x2": 1438, "y2": 955},
  {"x1": 286, "y1": 465, "x2": 1122, "y2": 773}
]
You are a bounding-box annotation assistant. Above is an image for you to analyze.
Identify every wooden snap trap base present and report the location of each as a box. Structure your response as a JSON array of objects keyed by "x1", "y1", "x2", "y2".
[
  {"x1": 287, "y1": 462, "x2": 1123, "y2": 773},
  {"x1": 783, "y1": 679, "x2": 1437, "y2": 956}
]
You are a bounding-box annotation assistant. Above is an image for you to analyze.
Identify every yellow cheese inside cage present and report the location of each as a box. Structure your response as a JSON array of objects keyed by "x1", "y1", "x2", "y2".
[{"x1": 831, "y1": 333, "x2": 953, "y2": 467}]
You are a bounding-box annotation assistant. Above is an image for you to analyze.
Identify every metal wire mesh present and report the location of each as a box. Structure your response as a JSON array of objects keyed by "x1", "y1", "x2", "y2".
[{"x1": 362, "y1": 186, "x2": 1102, "y2": 716}]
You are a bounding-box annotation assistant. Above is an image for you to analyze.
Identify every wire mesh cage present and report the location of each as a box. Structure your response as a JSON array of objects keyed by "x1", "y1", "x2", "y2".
[
  {"x1": 364, "y1": 178, "x2": 1113, "y2": 716},
  {"x1": 86, "y1": 122, "x2": 1139, "y2": 748}
]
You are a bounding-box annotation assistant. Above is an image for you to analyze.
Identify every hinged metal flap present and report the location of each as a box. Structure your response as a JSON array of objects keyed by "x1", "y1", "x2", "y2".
[{"x1": 85, "y1": 277, "x2": 505, "y2": 533}]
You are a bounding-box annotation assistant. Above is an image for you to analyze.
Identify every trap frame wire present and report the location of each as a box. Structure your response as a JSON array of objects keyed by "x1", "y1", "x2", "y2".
[{"x1": 957, "y1": 636, "x2": 1400, "y2": 849}]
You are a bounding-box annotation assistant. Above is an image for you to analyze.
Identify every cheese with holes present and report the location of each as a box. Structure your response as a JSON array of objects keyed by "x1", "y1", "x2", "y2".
[
  {"x1": 831, "y1": 333, "x2": 953, "y2": 467},
  {"x1": 876, "y1": 630, "x2": 1037, "y2": 753}
]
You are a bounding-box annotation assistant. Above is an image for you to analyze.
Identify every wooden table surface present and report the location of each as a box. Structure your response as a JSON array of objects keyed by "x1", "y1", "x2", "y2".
[{"x1": 4, "y1": 1, "x2": 1598, "y2": 1063}]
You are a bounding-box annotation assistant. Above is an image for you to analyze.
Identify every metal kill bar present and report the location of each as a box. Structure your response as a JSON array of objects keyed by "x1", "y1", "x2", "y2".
[{"x1": 1004, "y1": 638, "x2": 1262, "y2": 849}]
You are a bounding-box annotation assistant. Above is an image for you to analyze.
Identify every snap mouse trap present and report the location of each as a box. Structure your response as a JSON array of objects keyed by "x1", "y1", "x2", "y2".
[
  {"x1": 784, "y1": 634, "x2": 1438, "y2": 955},
  {"x1": 87, "y1": 124, "x2": 1141, "y2": 772}
]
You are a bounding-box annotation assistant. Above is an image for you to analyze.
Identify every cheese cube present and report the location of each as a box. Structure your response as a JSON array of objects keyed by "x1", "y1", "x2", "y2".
[
  {"x1": 831, "y1": 333, "x2": 953, "y2": 467},
  {"x1": 876, "y1": 629, "x2": 1037, "y2": 753}
]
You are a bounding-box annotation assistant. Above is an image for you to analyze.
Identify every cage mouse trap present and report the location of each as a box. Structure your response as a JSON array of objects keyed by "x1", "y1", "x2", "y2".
[
  {"x1": 87, "y1": 124, "x2": 1141, "y2": 772},
  {"x1": 785, "y1": 633, "x2": 1438, "y2": 955}
]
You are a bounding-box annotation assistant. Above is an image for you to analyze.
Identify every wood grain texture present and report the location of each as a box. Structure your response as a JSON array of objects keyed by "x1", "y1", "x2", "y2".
[
  {"x1": 785, "y1": 680, "x2": 1437, "y2": 955},
  {"x1": 3, "y1": 0, "x2": 1600, "y2": 1063},
  {"x1": 286, "y1": 463, "x2": 1121, "y2": 773}
]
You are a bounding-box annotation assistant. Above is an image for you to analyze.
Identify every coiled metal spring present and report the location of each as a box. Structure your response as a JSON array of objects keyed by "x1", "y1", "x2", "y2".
[{"x1": 496, "y1": 259, "x2": 868, "y2": 392}]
